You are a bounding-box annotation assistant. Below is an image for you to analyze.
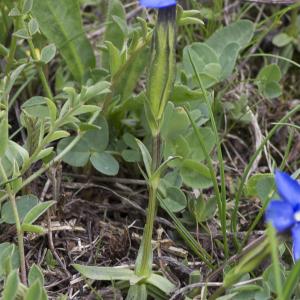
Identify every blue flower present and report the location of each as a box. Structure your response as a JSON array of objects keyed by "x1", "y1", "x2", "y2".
[
  {"x1": 265, "y1": 170, "x2": 300, "y2": 261},
  {"x1": 139, "y1": 0, "x2": 176, "y2": 8}
]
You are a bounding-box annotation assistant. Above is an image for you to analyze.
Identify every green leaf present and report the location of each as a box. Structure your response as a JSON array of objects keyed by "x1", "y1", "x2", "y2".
[
  {"x1": 23, "y1": 0, "x2": 33, "y2": 14},
  {"x1": 114, "y1": 46, "x2": 150, "y2": 102},
  {"x1": 25, "y1": 280, "x2": 42, "y2": 300},
  {"x1": 189, "y1": 195, "x2": 217, "y2": 222},
  {"x1": 73, "y1": 265, "x2": 140, "y2": 282},
  {"x1": 161, "y1": 187, "x2": 187, "y2": 213},
  {"x1": 183, "y1": 43, "x2": 221, "y2": 88},
  {"x1": 80, "y1": 81, "x2": 111, "y2": 102},
  {"x1": 9, "y1": 7, "x2": 21, "y2": 17},
  {"x1": 102, "y1": 0, "x2": 126, "y2": 69},
  {"x1": 22, "y1": 96, "x2": 49, "y2": 118},
  {"x1": 185, "y1": 127, "x2": 216, "y2": 161},
  {"x1": 84, "y1": 115, "x2": 109, "y2": 152},
  {"x1": 73, "y1": 105, "x2": 100, "y2": 116},
  {"x1": 244, "y1": 174, "x2": 275, "y2": 204},
  {"x1": 262, "y1": 81, "x2": 282, "y2": 99},
  {"x1": 40, "y1": 44, "x2": 56, "y2": 64},
  {"x1": 105, "y1": 41, "x2": 122, "y2": 76},
  {"x1": 272, "y1": 33, "x2": 292, "y2": 48},
  {"x1": 0, "y1": 116, "x2": 8, "y2": 156},
  {"x1": 161, "y1": 102, "x2": 190, "y2": 140},
  {"x1": 22, "y1": 224, "x2": 45, "y2": 234},
  {"x1": 171, "y1": 84, "x2": 204, "y2": 104},
  {"x1": 257, "y1": 64, "x2": 281, "y2": 83},
  {"x1": 46, "y1": 98, "x2": 57, "y2": 124},
  {"x1": 32, "y1": 0, "x2": 95, "y2": 82},
  {"x1": 1, "y1": 141, "x2": 29, "y2": 180},
  {"x1": 263, "y1": 264, "x2": 285, "y2": 294},
  {"x1": 6, "y1": 64, "x2": 26, "y2": 94},
  {"x1": 135, "y1": 139, "x2": 152, "y2": 177},
  {"x1": 23, "y1": 200, "x2": 55, "y2": 225},
  {"x1": 2, "y1": 270, "x2": 19, "y2": 300},
  {"x1": 47, "y1": 130, "x2": 70, "y2": 143},
  {"x1": 28, "y1": 264, "x2": 44, "y2": 286},
  {"x1": 206, "y1": 19, "x2": 254, "y2": 55},
  {"x1": 13, "y1": 28, "x2": 30, "y2": 39},
  {"x1": 57, "y1": 137, "x2": 90, "y2": 167},
  {"x1": 180, "y1": 160, "x2": 212, "y2": 189},
  {"x1": 121, "y1": 149, "x2": 141, "y2": 163},
  {"x1": 33, "y1": 147, "x2": 54, "y2": 163},
  {"x1": 90, "y1": 152, "x2": 119, "y2": 176},
  {"x1": 126, "y1": 284, "x2": 147, "y2": 300},
  {"x1": 0, "y1": 243, "x2": 19, "y2": 278},
  {"x1": 146, "y1": 273, "x2": 175, "y2": 295},
  {"x1": 219, "y1": 42, "x2": 240, "y2": 80},
  {"x1": 28, "y1": 18, "x2": 39, "y2": 36},
  {"x1": 1, "y1": 195, "x2": 38, "y2": 224},
  {"x1": 57, "y1": 116, "x2": 109, "y2": 167}
]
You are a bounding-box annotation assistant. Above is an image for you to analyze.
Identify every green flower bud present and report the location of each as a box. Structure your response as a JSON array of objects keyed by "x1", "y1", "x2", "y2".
[{"x1": 146, "y1": 5, "x2": 176, "y2": 135}]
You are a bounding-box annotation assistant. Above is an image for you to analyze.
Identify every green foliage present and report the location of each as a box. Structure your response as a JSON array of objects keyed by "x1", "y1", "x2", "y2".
[
  {"x1": 2, "y1": 270, "x2": 19, "y2": 300},
  {"x1": 245, "y1": 174, "x2": 276, "y2": 204},
  {"x1": 1, "y1": 195, "x2": 38, "y2": 224},
  {"x1": 0, "y1": 243, "x2": 19, "y2": 278},
  {"x1": 183, "y1": 20, "x2": 254, "y2": 88},
  {"x1": 256, "y1": 64, "x2": 282, "y2": 99},
  {"x1": 57, "y1": 115, "x2": 119, "y2": 176},
  {"x1": 31, "y1": 0, "x2": 95, "y2": 82},
  {"x1": 1, "y1": 0, "x2": 300, "y2": 298}
]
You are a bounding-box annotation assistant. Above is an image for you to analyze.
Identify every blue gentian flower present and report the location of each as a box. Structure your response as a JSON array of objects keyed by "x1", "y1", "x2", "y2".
[
  {"x1": 265, "y1": 170, "x2": 300, "y2": 260},
  {"x1": 139, "y1": 0, "x2": 176, "y2": 8}
]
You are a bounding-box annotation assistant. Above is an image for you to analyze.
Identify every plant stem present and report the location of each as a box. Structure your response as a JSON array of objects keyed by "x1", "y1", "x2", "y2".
[
  {"x1": 23, "y1": 20, "x2": 53, "y2": 99},
  {"x1": 136, "y1": 184, "x2": 158, "y2": 277},
  {"x1": 8, "y1": 192, "x2": 27, "y2": 284},
  {"x1": 136, "y1": 134, "x2": 160, "y2": 277},
  {"x1": 0, "y1": 162, "x2": 27, "y2": 284}
]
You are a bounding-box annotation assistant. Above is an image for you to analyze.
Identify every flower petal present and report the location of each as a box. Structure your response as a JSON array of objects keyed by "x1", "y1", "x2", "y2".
[
  {"x1": 275, "y1": 170, "x2": 300, "y2": 207},
  {"x1": 292, "y1": 224, "x2": 300, "y2": 261},
  {"x1": 265, "y1": 200, "x2": 294, "y2": 232},
  {"x1": 139, "y1": 0, "x2": 176, "y2": 8}
]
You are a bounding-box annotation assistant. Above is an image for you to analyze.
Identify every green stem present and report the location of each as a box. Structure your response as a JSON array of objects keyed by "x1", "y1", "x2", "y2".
[
  {"x1": 0, "y1": 162, "x2": 27, "y2": 285},
  {"x1": 5, "y1": 0, "x2": 24, "y2": 75},
  {"x1": 136, "y1": 185, "x2": 158, "y2": 277},
  {"x1": 5, "y1": 32, "x2": 18, "y2": 75},
  {"x1": 268, "y1": 224, "x2": 283, "y2": 298},
  {"x1": 25, "y1": 26, "x2": 53, "y2": 99},
  {"x1": 136, "y1": 134, "x2": 160, "y2": 277}
]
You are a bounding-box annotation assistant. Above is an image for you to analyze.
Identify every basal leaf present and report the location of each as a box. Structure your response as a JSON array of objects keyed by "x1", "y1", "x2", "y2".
[{"x1": 73, "y1": 265, "x2": 139, "y2": 281}]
